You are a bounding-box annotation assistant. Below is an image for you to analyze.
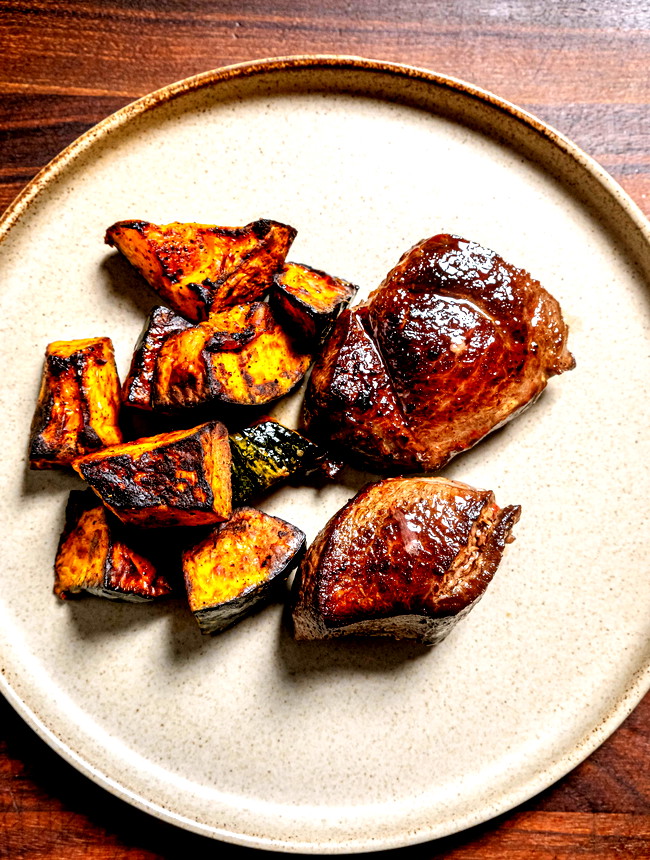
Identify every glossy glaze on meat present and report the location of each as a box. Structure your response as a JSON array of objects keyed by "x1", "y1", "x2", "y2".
[
  {"x1": 303, "y1": 308, "x2": 420, "y2": 469},
  {"x1": 305, "y1": 234, "x2": 575, "y2": 471},
  {"x1": 291, "y1": 476, "x2": 520, "y2": 645}
]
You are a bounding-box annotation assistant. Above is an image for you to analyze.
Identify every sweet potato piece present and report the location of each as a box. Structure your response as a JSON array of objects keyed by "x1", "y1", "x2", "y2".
[
  {"x1": 30, "y1": 337, "x2": 122, "y2": 469},
  {"x1": 270, "y1": 261, "x2": 358, "y2": 342},
  {"x1": 184, "y1": 507, "x2": 305, "y2": 634},
  {"x1": 229, "y1": 418, "x2": 322, "y2": 506},
  {"x1": 123, "y1": 306, "x2": 193, "y2": 410},
  {"x1": 291, "y1": 476, "x2": 520, "y2": 645},
  {"x1": 153, "y1": 303, "x2": 311, "y2": 409},
  {"x1": 105, "y1": 218, "x2": 297, "y2": 322},
  {"x1": 303, "y1": 309, "x2": 421, "y2": 470},
  {"x1": 54, "y1": 490, "x2": 172, "y2": 601},
  {"x1": 74, "y1": 421, "x2": 232, "y2": 527}
]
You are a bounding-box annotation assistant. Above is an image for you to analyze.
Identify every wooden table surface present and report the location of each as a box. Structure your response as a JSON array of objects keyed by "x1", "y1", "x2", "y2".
[{"x1": 1, "y1": 2, "x2": 649, "y2": 857}]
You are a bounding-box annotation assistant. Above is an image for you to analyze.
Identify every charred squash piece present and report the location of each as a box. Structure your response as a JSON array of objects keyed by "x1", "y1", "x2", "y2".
[
  {"x1": 184, "y1": 507, "x2": 305, "y2": 634},
  {"x1": 291, "y1": 476, "x2": 520, "y2": 645},
  {"x1": 73, "y1": 421, "x2": 232, "y2": 527},
  {"x1": 153, "y1": 302, "x2": 311, "y2": 409},
  {"x1": 54, "y1": 490, "x2": 172, "y2": 601},
  {"x1": 229, "y1": 418, "x2": 322, "y2": 506},
  {"x1": 30, "y1": 337, "x2": 122, "y2": 469},
  {"x1": 105, "y1": 218, "x2": 297, "y2": 322},
  {"x1": 270, "y1": 261, "x2": 358, "y2": 342},
  {"x1": 303, "y1": 308, "x2": 421, "y2": 470},
  {"x1": 123, "y1": 306, "x2": 193, "y2": 410}
]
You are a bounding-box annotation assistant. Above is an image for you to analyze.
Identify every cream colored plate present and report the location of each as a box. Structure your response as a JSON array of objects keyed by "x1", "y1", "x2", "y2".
[{"x1": 1, "y1": 57, "x2": 649, "y2": 854}]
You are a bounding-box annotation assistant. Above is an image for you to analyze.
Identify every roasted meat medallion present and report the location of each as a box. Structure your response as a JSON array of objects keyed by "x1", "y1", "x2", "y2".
[
  {"x1": 291, "y1": 477, "x2": 520, "y2": 645},
  {"x1": 305, "y1": 234, "x2": 575, "y2": 471}
]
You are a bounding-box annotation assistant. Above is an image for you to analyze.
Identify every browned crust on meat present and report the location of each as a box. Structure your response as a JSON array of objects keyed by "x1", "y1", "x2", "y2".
[
  {"x1": 290, "y1": 476, "x2": 520, "y2": 644},
  {"x1": 303, "y1": 308, "x2": 421, "y2": 469},
  {"x1": 304, "y1": 234, "x2": 574, "y2": 472}
]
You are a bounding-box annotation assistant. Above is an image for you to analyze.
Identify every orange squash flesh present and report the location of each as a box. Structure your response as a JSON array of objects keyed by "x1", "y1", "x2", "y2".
[
  {"x1": 184, "y1": 506, "x2": 305, "y2": 634},
  {"x1": 123, "y1": 306, "x2": 193, "y2": 410},
  {"x1": 270, "y1": 261, "x2": 358, "y2": 342},
  {"x1": 105, "y1": 219, "x2": 297, "y2": 322},
  {"x1": 54, "y1": 490, "x2": 172, "y2": 601},
  {"x1": 29, "y1": 337, "x2": 123, "y2": 469},
  {"x1": 73, "y1": 421, "x2": 232, "y2": 527},
  {"x1": 206, "y1": 310, "x2": 311, "y2": 407},
  {"x1": 152, "y1": 302, "x2": 312, "y2": 410}
]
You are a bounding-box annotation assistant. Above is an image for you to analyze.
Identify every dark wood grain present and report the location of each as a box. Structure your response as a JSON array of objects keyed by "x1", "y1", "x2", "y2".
[{"x1": 1, "y1": 1, "x2": 648, "y2": 857}]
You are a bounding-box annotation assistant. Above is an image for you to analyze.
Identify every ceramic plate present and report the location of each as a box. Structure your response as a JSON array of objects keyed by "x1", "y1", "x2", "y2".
[{"x1": 1, "y1": 57, "x2": 649, "y2": 854}]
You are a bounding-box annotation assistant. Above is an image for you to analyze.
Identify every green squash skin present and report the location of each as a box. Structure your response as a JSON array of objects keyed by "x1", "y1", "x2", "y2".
[
  {"x1": 193, "y1": 575, "x2": 285, "y2": 635},
  {"x1": 229, "y1": 420, "x2": 322, "y2": 507}
]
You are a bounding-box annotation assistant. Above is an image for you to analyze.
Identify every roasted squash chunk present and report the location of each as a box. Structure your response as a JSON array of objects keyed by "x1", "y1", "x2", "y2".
[
  {"x1": 291, "y1": 477, "x2": 521, "y2": 645},
  {"x1": 105, "y1": 218, "x2": 297, "y2": 322},
  {"x1": 270, "y1": 261, "x2": 358, "y2": 342},
  {"x1": 184, "y1": 507, "x2": 305, "y2": 634},
  {"x1": 74, "y1": 421, "x2": 232, "y2": 527},
  {"x1": 123, "y1": 306, "x2": 193, "y2": 410},
  {"x1": 152, "y1": 302, "x2": 311, "y2": 410},
  {"x1": 54, "y1": 490, "x2": 172, "y2": 601},
  {"x1": 229, "y1": 418, "x2": 323, "y2": 506},
  {"x1": 30, "y1": 337, "x2": 123, "y2": 469}
]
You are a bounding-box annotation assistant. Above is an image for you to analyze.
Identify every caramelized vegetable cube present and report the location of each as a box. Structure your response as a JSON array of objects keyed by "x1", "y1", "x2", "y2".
[
  {"x1": 184, "y1": 507, "x2": 305, "y2": 634},
  {"x1": 270, "y1": 261, "x2": 358, "y2": 342},
  {"x1": 123, "y1": 306, "x2": 193, "y2": 410},
  {"x1": 152, "y1": 302, "x2": 311, "y2": 410},
  {"x1": 30, "y1": 337, "x2": 122, "y2": 470},
  {"x1": 74, "y1": 421, "x2": 232, "y2": 527},
  {"x1": 105, "y1": 218, "x2": 297, "y2": 322},
  {"x1": 54, "y1": 490, "x2": 172, "y2": 601},
  {"x1": 229, "y1": 418, "x2": 322, "y2": 506}
]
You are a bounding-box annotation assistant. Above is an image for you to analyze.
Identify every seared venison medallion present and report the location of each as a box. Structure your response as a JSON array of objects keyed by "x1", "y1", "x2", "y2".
[
  {"x1": 270, "y1": 261, "x2": 358, "y2": 343},
  {"x1": 30, "y1": 337, "x2": 122, "y2": 469},
  {"x1": 291, "y1": 476, "x2": 520, "y2": 645},
  {"x1": 184, "y1": 507, "x2": 305, "y2": 634},
  {"x1": 105, "y1": 218, "x2": 296, "y2": 322},
  {"x1": 305, "y1": 234, "x2": 575, "y2": 471},
  {"x1": 303, "y1": 308, "x2": 420, "y2": 470},
  {"x1": 74, "y1": 421, "x2": 232, "y2": 527},
  {"x1": 54, "y1": 490, "x2": 172, "y2": 601}
]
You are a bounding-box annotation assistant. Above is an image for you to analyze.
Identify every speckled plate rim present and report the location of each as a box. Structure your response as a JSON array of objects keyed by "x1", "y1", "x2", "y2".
[{"x1": 1, "y1": 55, "x2": 649, "y2": 854}]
